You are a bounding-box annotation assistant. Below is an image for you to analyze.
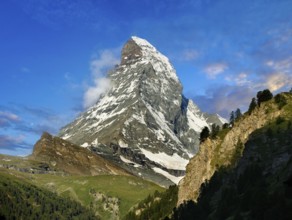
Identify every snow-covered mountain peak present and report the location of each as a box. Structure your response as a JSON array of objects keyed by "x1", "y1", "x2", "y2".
[
  {"x1": 122, "y1": 36, "x2": 179, "y2": 82},
  {"x1": 131, "y1": 36, "x2": 156, "y2": 51},
  {"x1": 59, "y1": 37, "x2": 226, "y2": 186}
]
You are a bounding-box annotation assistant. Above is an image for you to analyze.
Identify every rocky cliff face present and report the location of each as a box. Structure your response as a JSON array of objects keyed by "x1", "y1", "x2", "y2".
[
  {"x1": 173, "y1": 93, "x2": 292, "y2": 219},
  {"x1": 32, "y1": 132, "x2": 129, "y2": 176},
  {"x1": 178, "y1": 95, "x2": 284, "y2": 204},
  {"x1": 59, "y1": 36, "x2": 225, "y2": 186}
]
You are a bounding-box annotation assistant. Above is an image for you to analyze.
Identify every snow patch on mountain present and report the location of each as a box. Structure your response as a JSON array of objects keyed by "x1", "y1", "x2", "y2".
[
  {"x1": 131, "y1": 36, "x2": 179, "y2": 82},
  {"x1": 81, "y1": 142, "x2": 89, "y2": 148},
  {"x1": 91, "y1": 138, "x2": 98, "y2": 146},
  {"x1": 140, "y1": 148, "x2": 189, "y2": 170},
  {"x1": 62, "y1": 134, "x2": 72, "y2": 140},
  {"x1": 187, "y1": 100, "x2": 210, "y2": 132},
  {"x1": 144, "y1": 102, "x2": 183, "y2": 146},
  {"x1": 152, "y1": 167, "x2": 184, "y2": 185},
  {"x1": 120, "y1": 156, "x2": 141, "y2": 168},
  {"x1": 118, "y1": 139, "x2": 128, "y2": 148}
]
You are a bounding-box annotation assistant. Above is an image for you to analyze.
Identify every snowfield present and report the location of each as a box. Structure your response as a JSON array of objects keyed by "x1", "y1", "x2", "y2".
[
  {"x1": 152, "y1": 167, "x2": 184, "y2": 185},
  {"x1": 140, "y1": 148, "x2": 189, "y2": 170}
]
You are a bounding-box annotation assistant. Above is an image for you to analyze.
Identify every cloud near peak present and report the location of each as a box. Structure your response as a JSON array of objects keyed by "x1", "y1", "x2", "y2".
[
  {"x1": 83, "y1": 49, "x2": 120, "y2": 109},
  {"x1": 84, "y1": 78, "x2": 112, "y2": 108}
]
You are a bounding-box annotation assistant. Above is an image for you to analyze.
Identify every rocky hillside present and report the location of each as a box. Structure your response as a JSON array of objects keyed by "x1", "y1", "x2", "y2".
[
  {"x1": 31, "y1": 132, "x2": 129, "y2": 176},
  {"x1": 59, "y1": 36, "x2": 225, "y2": 186},
  {"x1": 172, "y1": 92, "x2": 292, "y2": 219},
  {"x1": 178, "y1": 92, "x2": 291, "y2": 204}
]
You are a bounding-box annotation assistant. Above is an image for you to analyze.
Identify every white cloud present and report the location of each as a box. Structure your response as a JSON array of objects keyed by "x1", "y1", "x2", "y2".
[
  {"x1": 181, "y1": 49, "x2": 199, "y2": 61},
  {"x1": 262, "y1": 57, "x2": 292, "y2": 91},
  {"x1": 0, "y1": 111, "x2": 20, "y2": 121},
  {"x1": 90, "y1": 49, "x2": 119, "y2": 77},
  {"x1": 204, "y1": 63, "x2": 228, "y2": 79},
  {"x1": 265, "y1": 57, "x2": 292, "y2": 74},
  {"x1": 84, "y1": 78, "x2": 111, "y2": 108},
  {"x1": 225, "y1": 72, "x2": 250, "y2": 86},
  {"x1": 262, "y1": 73, "x2": 292, "y2": 92},
  {"x1": 0, "y1": 134, "x2": 27, "y2": 150},
  {"x1": 193, "y1": 84, "x2": 254, "y2": 118},
  {"x1": 83, "y1": 49, "x2": 120, "y2": 108}
]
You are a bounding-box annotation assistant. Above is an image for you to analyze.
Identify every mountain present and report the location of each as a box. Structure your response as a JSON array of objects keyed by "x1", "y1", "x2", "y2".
[
  {"x1": 177, "y1": 92, "x2": 290, "y2": 204},
  {"x1": 123, "y1": 92, "x2": 292, "y2": 219},
  {"x1": 31, "y1": 132, "x2": 129, "y2": 176},
  {"x1": 1, "y1": 132, "x2": 163, "y2": 219},
  {"x1": 172, "y1": 92, "x2": 292, "y2": 219},
  {"x1": 59, "y1": 36, "x2": 225, "y2": 186}
]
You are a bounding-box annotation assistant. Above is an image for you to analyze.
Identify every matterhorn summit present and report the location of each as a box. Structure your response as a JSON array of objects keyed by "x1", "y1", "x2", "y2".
[{"x1": 59, "y1": 36, "x2": 225, "y2": 186}]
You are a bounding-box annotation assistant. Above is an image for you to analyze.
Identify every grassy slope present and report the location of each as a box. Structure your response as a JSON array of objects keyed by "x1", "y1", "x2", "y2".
[
  {"x1": 32, "y1": 174, "x2": 163, "y2": 218},
  {"x1": 0, "y1": 166, "x2": 163, "y2": 219},
  {"x1": 0, "y1": 171, "x2": 97, "y2": 220}
]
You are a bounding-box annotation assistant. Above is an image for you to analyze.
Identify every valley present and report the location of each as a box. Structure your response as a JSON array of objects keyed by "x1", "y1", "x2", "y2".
[
  {"x1": 0, "y1": 156, "x2": 163, "y2": 219},
  {"x1": 1, "y1": 36, "x2": 291, "y2": 220}
]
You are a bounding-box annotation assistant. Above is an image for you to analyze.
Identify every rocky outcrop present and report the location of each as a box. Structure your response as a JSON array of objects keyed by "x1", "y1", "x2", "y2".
[
  {"x1": 178, "y1": 98, "x2": 282, "y2": 204},
  {"x1": 173, "y1": 93, "x2": 292, "y2": 219},
  {"x1": 59, "y1": 36, "x2": 225, "y2": 186},
  {"x1": 177, "y1": 139, "x2": 218, "y2": 204},
  {"x1": 31, "y1": 132, "x2": 130, "y2": 176}
]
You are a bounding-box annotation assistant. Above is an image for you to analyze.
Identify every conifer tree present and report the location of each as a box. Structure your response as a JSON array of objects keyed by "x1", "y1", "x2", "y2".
[
  {"x1": 230, "y1": 111, "x2": 235, "y2": 125},
  {"x1": 248, "y1": 97, "x2": 257, "y2": 114},
  {"x1": 211, "y1": 124, "x2": 220, "y2": 138},
  {"x1": 200, "y1": 126, "x2": 210, "y2": 143},
  {"x1": 235, "y1": 108, "x2": 242, "y2": 120},
  {"x1": 257, "y1": 89, "x2": 273, "y2": 106}
]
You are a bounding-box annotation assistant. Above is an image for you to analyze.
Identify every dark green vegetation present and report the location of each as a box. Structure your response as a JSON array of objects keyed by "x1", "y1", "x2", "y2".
[
  {"x1": 257, "y1": 89, "x2": 273, "y2": 106},
  {"x1": 172, "y1": 92, "x2": 292, "y2": 219},
  {"x1": 199, "y1": 126, "x2": 210, "y2": 143},
  {"x1": 247, "y1": 89, "x2": 274, "y2": 112},
  {"x1": 230, "y1": 108, "x2": 243, "y2": 125},
  {"x1": 0, "y1": 158, "x2": 163, "y2": 219},
  {"x1": 247, "y1": 89, "x2": 274, "y2": 114},
  {"x1": 124, "y1": 185, "x2": 178, "y2": 220},
  {"x1": 247, "y1": 97, "x2": 257, "y2": 114},
  {"x1": 0, "y1": 172, "x2": 97, "y2": 220}
]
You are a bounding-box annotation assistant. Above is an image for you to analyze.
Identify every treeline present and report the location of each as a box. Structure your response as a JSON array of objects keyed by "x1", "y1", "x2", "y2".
[
  {"x1": 200, "y1": 89, "x2": 276, "y2": 143},
  {"x1": 124, "y1": 185, "x2": 178, "y2": 220},
  {"x1": 0, "y1": 174, "x2": 98, "y2": 220}
]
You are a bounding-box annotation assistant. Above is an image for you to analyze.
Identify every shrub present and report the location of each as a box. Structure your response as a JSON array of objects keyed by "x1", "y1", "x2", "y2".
[{"x1": 274, "y1": 94, "x2": 287, "y2": 110}]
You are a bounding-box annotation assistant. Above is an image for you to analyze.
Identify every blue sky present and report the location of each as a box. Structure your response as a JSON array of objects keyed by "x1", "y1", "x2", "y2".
[{"x1": 1, "y1": 0, "x2": 292, "y2": 156}]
